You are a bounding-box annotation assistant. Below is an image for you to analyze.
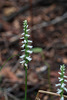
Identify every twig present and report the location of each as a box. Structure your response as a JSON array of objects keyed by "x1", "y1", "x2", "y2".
[
  {"x1": 35, "y1": 90, "x2": 67, "y2": 100},
  {"x1": 4, "y1": 90, "x2": 8, "y2": 100},
  {"x1": 32, "y1": 12, "x2": 67, "y2": 30},
  {"x1": 7, "y1": 92, "x2": 20, "y2": 100},
  {"x1": 0, "y1": 89, "x2": 20, "y2": 100}
]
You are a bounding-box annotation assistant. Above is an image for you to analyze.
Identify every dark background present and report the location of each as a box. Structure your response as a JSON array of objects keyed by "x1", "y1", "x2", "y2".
[{"x1": 0, "y1": 0, "x2": 67, "y2": 100}]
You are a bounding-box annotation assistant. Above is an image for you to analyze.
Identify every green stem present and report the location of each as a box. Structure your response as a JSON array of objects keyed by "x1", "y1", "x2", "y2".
[
  {"x1": 41, "y1": 52, "x2": 53, "y2": 100},
  {"x1": 41, "y1": 52, "x2": 51, "y2": 91},
  {"x1": 25, "y1": 66, "x2": 27, "y2": 100}
]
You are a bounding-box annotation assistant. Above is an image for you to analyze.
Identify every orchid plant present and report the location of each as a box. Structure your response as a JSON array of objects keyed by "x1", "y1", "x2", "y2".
[
  {"x1": 56, "y1": 64, "x2": 67, "y2": 100},
  {"x1": 20, "y1": 20, "x2": 33, "y2": 100}
]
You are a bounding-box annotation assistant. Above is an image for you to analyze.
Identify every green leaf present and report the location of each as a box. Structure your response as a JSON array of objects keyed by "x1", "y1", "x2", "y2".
[{"x1": 32, "y1": 47, "x2": 43, "y2": 53}]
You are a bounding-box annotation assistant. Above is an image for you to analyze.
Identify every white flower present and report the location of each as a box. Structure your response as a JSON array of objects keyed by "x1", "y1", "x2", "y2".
[
  {"x1": 58, "y1": 72, "x2": 62, "y2": 75},
  {"x1": 27, "y1": 25, "x2": 28, "y2": 28},
  {"x1": 57, "y1": 89, "x2": 62, "y2": 94},
  {"x1": 63, "y1": 72, "x2": 65, "y2": 74},
  {"x1": 27, "y1": 29, "x2": 30, "y2": 32},
  {"x1": 20, "y1": 55, "x2": 25, "y2": 59},
  {"x1": 24, "y1": 40, "x2": 27, "y2": 43},
  {"x1": 21, "y1": 49, "x2": 25, "y2": 51},
  {"x1": 59, "y1": 78, "x2": 64, "y2": 82},
  {"x1": 60, "y1": 96, "x2": 64, "y2": 100},
  {"x1": 27, "y1": 50, "x2": 33, "y2": 54},
  {"x1": 21, "y1": 44, "x2": 25, "y2": 48},
  {"x1": 60, "y1": 65, "x2": 65, "y2": 70},
  {"x1": 23, "y1": 25, "x2": 28, "y2": 28},
  {"x1": 28, "y1": 40, "x2": 32, "y2": 43},
  {"x1": 22, "y1": 40, "x2": 27, "y2": 44},
  {"x1": 27, "y1": 45, "x2": 33, "y2": 48},
  {"x1": 61, "y1": 83, "x2": 66, "y2": 88},
  {"x1": 24, "y1": 63, "x2": 27, "y2": 67},
  {"x1": 64, "y1": 87, "x2": 67, "y2": 92},
  {"x1": 64, "y1": 75, "x2": 67, "y2": 78},
  {"x1": 23, "y1": 29, "x2": 25, "y2": 31},
  {"x1": 20, "y1": 60, "x2": 25, "y2": 64},
  {"x1": 58, "y1": 77, "x2": 63, "y2": 82},
  {"x1": 22, "y1": 41, "x2": 24, "y2": 43},
  {"x1": 26, "y1": 56, "x2": 32, "y2": 61},
  {"x1": 55, "y1": 83, "x2": 61, "y2": 87},
  {"x1": 64, "y1": 79, "x2": 67, "y2": 82},
  {"x1": 21, "y1": 33, "x2": 25, "y2": 35},
  {"x1": 20, "y1": 37, "x2": 24, "y2": 39},
  {"x1": 25, "y1": 34, "x2": 30, "y2": 37}
]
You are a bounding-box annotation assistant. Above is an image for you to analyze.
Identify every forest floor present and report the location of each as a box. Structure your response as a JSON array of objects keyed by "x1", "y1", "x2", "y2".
[{"x1": 0, "y1": 0, "x2": 67, "y2": 100}]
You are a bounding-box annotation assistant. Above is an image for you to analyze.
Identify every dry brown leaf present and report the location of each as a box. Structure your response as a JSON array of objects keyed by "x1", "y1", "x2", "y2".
[
  {"x1": 62, "y1": 58, "x2": 67, "y2": 64},
  {"x1": 50, "y1": 71, "x2": 60, "y2": 78},
  {"x1": 3, "y1": 7, "x2": 17, "y2": 16},
  {"x1": 28, "y1": 72, "x2": 38, "y2": 84},
  {"x1": 0, "y1": 67, "x2": 19, "y2": 82}
]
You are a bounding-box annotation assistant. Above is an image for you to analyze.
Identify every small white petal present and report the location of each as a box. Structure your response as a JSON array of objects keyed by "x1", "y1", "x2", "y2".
[
  {"x1": 27, "y1": 29, "x2": 30, "y2": 32},
  {"x1": 60, "y1": 96, "x2": 64, "y2": 100},
  {"x1": 64, "y1": 87, "x2": 67, "y2": 92},
  {"x1": 60, "y1": 66, "x2": 62, "y2": 70},
  {"x1": 25, "y1": 34, "x2": 30, "y2": 37},
  {"x1": 55, "y1": 83, "x2": 61, "y2": 87},
  {"x1": 58, "y1": 77, "x2": 61, "y2": 79},
  {"x1": 20, "y1": 55, "x2": 25, "y2": 59},
  {"x1": 28, "y1": 40, "x2": 32, "y2": 43},
  {"x1": 20, "y1": 60, "x2": 25, "y2": 64},
  {"x1": 27, "y1": 50, "x2": 32, "y2": 54},
  {"x1": 27, "y1": 25, "x2": 28, "y2": 28},
  {"x1": 64, "y1": 79, "x2": 67, "y2": 82},
  {"x1": 63, "y1": 69, "x2": 65, "y2": 71},
  {"x1": 59, "y1": 78, "x2": 64, "y2": 82},
  {"x1": 63, "y1": 72, "x2": 65, "y2": 74},
  {"x1": 20, "y1": 37, "x2": 24, "y2": 39},
  {"x1": 21, "y1": 44, "x2": 25, "y2": 48},
  {"x1": 61, "y1": 83, "x2": 66, "y2": 88},
  {"x1": 60, "y1": 65, "x2": 65, "y2": 71},
  {"x1": 23, "y1": 20, "x2": 27, "y2": 23},
  {"x1": 58, "y1": 72, "x2": 62, "y2": 75},
  {"x1": 22, "y1": 41, "x2": 24, "y2": 43},
  {"x1": 27, "y1": 45, "x2": 33, "y2": 48},
  {"x1": 24, "y1": 40, "x2": 27, "y2": 43},
  {"x1": 23, "y1": 29, "x2": 25, "y2": 31},
  {"x1": 21, "y1": 49, "x2": 25, "y2": 51},
  {"x1": 26, "y1": 56, "x2": 32, "y2": 61},
  {"x1": 57, "y1": 89, "x2": 62, "y2": 94},
  {"x1": 22, "y1": 40, "x2": 27, "y2": 43},
  {"x1": 64, "y1": 75, "x2": 67, "y2": 78},
  {"x1": 58, "y1": 77, "x2": 63, "y2": 82},
  {"x1": 24, "y1": 63, "x2": 27, "y2": 67},
  {"x1": 21, "y1": 33, "x2": 25, "y2": 35}
]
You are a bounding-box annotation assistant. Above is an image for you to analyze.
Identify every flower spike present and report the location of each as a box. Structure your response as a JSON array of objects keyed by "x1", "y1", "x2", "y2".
[
  {"x1": 20, "y1": 20, "x2": 33, "y2": 69},
  {"x1": 55, "y1": 64, "x2": 67, "y2": 100}
]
